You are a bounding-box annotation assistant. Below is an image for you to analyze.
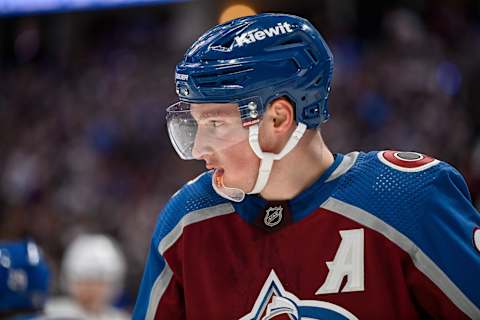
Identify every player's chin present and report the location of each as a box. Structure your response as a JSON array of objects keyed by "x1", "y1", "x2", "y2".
[{"x1": 224, "y1": 171, "x2": 255, "y2": 192}]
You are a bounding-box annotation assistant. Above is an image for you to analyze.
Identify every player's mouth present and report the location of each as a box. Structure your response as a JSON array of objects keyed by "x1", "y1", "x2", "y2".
[
  {"x1": 204, "y1": 158, "x2": 217, "y2": 170},
  {"x1": 213, "y1": 168, "x2": 225, "y2": 187},
  {"x1": 205, "y1": 160, "x2": 221, "y2": 171}
]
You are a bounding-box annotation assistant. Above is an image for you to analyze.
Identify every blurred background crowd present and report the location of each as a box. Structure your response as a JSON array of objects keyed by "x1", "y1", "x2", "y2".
[{"x1": 0, "y1": 0, "x2": 479, "y2": 315}]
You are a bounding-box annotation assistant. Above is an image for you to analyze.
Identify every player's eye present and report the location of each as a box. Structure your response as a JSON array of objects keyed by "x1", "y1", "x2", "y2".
[{"x1": 208, "y1": 120, "x2": 224, "y2": 128}]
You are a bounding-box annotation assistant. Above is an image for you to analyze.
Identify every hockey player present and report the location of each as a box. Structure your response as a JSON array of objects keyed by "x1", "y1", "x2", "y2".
[
  {"x1": 133, "y1": 13, "x2": 480, "y2": 319},
  {"x1": 45, "y1": 234, "x2": 130, "y2": 320},
  {"x1": 0, "y1": 240, "x2": 51, "y2": 320}
]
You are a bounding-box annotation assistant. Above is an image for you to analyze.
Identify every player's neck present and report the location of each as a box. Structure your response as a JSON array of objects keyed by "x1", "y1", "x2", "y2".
[{"x1": 260, "y1": 129, "x2": 334, "y2": 201}]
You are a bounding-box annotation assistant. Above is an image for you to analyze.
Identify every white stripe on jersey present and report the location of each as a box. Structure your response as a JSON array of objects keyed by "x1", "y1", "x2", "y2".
[
  {"x1": 146, "y1": 202, "x2": 234, "y2": 319},
  {"x1": 146, "y1": 263, "x2": 173, "y2": 320}
]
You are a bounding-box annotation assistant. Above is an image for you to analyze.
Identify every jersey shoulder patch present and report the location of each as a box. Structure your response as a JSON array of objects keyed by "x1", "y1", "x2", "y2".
[{"x1": 377, "y1": 150, "x2": 440, "y2": 172}]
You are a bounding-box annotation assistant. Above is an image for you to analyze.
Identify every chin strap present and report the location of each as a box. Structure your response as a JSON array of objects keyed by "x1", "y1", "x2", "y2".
[
  {"x1": 211, "y1": 122, "x2": 307, "y2": 202},
  {"x1": 247, "y1": 122, "x2": 307, "y2": 194}
]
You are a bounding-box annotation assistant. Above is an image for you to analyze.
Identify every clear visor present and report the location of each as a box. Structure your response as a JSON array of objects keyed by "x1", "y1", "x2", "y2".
[{"x1": 166, "y1": 98, "x2": 261, "y2": 160}]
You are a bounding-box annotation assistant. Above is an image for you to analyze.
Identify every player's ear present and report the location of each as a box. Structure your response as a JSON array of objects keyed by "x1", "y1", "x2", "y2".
[{"x1": 265, "y1": 97, "x2": 295, "y2": 133}]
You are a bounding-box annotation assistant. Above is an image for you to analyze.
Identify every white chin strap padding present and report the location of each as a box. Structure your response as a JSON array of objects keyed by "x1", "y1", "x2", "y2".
[{"x1": 248, "y1": 122, "x2": 307, "y2": 194}]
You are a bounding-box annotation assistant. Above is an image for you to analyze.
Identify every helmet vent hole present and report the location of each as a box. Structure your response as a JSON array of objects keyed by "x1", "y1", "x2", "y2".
[
  {"x1": 220, "y1": 78, "x2": 243, "y2": 86},
  {"x1": 301, "y1": 96, "x2": 306, "y2": 101},
  {"x1": 305, "y1": 48, "x2": 318, "y2": 63},
  {"x1": 291, "y1": 58, "x2": 301, "y2": 72},
  {"x1": 314, "y1": 76, "x2": 323, "y2": 86}
]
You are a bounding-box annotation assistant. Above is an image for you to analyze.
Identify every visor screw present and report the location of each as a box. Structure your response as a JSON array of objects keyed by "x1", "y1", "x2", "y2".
[
  {"x1": 248, "y1": 101, "x2": 257, "y2": 111},
  {"x1": 179, "y1": 87, "x2": 189, "y2": 96},
  {"x1": 250, "y1": 110, "x2": 258, "y2": 119}
]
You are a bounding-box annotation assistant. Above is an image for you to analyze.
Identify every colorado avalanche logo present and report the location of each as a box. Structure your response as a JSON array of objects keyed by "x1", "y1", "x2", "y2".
[{"x1": 240, "y1": 270, "x2": 358, "y2": 320}]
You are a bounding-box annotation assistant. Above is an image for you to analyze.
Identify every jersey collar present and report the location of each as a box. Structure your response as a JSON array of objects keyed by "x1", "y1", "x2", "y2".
[{"x1": 233, "y1": 153, "x2": 346, "y2": 225}]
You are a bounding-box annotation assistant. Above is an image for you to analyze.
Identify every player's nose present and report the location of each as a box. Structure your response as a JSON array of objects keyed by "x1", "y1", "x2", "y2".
[{"x1": 191, "y1": 130, "x2": 212, "y2": 160}]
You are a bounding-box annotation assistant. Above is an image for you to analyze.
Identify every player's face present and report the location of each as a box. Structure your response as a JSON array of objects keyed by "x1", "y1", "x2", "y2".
[
  {"x1": 191, "y1": 103, "x2": 259, "y2": 192},
  {"x1": 70, "y1": 279, "x2": 115, "y2": 312}
]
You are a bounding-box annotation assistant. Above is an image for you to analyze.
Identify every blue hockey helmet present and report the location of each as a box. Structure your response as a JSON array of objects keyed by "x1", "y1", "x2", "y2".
[
  {"x1": 0, "y1": 240, "x2": 50, "y2": 313},
  {"x1": 173, "y1": 13, "x2": 334, "y2": 129}
]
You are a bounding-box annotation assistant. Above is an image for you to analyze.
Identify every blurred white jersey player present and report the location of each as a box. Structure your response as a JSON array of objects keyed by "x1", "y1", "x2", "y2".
[{"x1": 46, "y1": 234, "x2": 130, "y2": 320}]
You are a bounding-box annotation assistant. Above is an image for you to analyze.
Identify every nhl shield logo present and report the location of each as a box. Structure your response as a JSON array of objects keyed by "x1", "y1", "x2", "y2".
[
  {"x1": 264, "y1": 206, "x2": 283, "y2": 227},
  {"x1": 254, "y1": 201, "x2": 291, "y2": 232}
]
